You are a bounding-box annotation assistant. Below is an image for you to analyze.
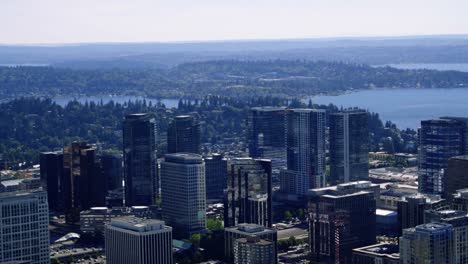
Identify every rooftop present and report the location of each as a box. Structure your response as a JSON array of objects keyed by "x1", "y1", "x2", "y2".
[
  {"x1": 353, "y1": 243, "x2": 399, "y2": 259},
  {"x1": 226, "y1": 223, "x2": 276, "y2": 236},
  {"x1": 110, "y1": 216, "x2": 168, "y2": 232},
  {"x1": 415, "y1": 222, "x2": 452, "y2": 232},
  {"x1": 164, "y1": 153, "x2": 203, "y2": 164},
  {"x1": 251, "y1": 106, "x2": 286, "y2": 112},
  {"x1": 376, "y1": 209, "x2": 397, "y2": 217}
]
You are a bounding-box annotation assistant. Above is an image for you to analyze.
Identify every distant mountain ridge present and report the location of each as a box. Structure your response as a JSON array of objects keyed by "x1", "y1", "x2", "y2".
[{"x1": 1, "y1": 35, "x2": 468, "y2": 68}]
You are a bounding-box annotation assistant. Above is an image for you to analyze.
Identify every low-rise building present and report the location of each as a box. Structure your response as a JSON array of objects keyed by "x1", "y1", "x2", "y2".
[
  {"x1": 224, "y1": 223, "x2": 277, "y2": 263},
  {"x1": 352, "y1": 243, "x2": 400, "y2": 264},
  {"x1": 80, "y1": 206, "x2": 157, "y2": 235}
]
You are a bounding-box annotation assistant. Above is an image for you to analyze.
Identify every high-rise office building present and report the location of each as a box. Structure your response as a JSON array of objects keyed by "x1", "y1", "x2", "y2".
[
  {"x1": 400, "y1": 222, "x2": 454, "y2": 264},
  {"x1": 39, "y1": 150, "x2": 64, "y2": 211},
  {"x1": 224, "y1": 223, "x2": 277, "y2": 263},
  {"x1": 281, "y1": 109, "x2": 326, "y2": 196},
  {"x1": 123, "y1": 113, "x2": 157, "y2": 206},
  {"x1": 234, "y1": 236, "x2": 275, "y2": 264},
  {"x1": 397, "y1": 194, "x2": 427, "y2": 234},
  {"x1": 101, "y1": 153, "x2": 123, "y2": 192},
  {"x1": 0, "y1": 189, "x2": 50, "y2": 264},
  {"x1": 435, "y1": 211, "x2": 468, "y2": 264},
  {"x1": 160, "y1": 153, "x2": 206, "y2": 238},
  {"x1": 105, "y1": 216, "x2": 173, "y2": 264},
  {"x1": 63, "y1": 142, "x2": 105, "y2": 223},
  {"x1": 308, "y1": 183, "x2": 376, "y2": 263},
  {"x1": 167, "y1": 115, "x2": 200, "y2": 154},
  {"x1": 418, "y1": 118, "x2": 467, "y2": 195},
  {"x1": 205, "y1": 153, "x2": 227, "y2": 200},
  {"x1": 247, "y1": 107, "x2": 287, "y2": 175},
  {"x1": 444, "y1": 155, "x2": 468, "y2": 199},
  {"x1": 329, "y1": 109, "x2": 369, "y2": 184},
  {"x1": 224, "y1": 158, "x2": 272, "y2": 228}
]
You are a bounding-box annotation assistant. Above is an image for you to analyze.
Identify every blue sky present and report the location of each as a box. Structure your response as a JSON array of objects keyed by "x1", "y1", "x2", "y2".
[{"x1": 1, "y1": 0, "x2": 467, "y2": 44}]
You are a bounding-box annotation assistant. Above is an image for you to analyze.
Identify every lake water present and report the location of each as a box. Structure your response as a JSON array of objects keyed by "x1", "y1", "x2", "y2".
[
  {"x1": 306, "y1": 88, "x2": 468, "y2": 129},
  {"x1": 52, "y1": 95, "x2": 182, "y2": 109},
  {"x1": 52, "y1": 88, "x2": 468, "y2": 130}
]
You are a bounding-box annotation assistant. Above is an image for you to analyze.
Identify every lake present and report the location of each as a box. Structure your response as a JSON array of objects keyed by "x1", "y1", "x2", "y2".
[
  {"x1": 306, "y1": 88, "x2": 468, "y2": 129},
  {"x1": 51, "y1": 87, "x2": 468, "y2": 130}
]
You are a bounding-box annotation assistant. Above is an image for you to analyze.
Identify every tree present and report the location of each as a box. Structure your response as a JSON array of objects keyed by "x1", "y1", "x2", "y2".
[
  {"x1": 284, "y1": 210, "x2": 293, "y2": 221},
  {"x1": 207, "y1": 219, "x2": 223, "y2": 231}
]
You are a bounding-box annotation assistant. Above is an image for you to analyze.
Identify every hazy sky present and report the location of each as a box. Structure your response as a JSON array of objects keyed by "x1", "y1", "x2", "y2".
[{"x1": 1, "y1": 0, "x2": 467, "y2": 44}]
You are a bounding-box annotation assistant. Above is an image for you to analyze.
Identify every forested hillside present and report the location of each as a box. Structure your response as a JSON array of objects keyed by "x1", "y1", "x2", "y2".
[
  {"x1": 0, "y1": 97, "x2": 416, "y2": 168},
  {"x1": 1, "y1": 60, "x2": 467, "y2": 99}
]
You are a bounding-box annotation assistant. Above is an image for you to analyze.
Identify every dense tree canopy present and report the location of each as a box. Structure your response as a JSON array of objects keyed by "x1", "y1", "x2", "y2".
[
  {"x1": 0, "y1": 97, "x2": 417, "y2": 169},
  {"x1": 1, "y1": 60, "x2": 467, "y2": 100}
]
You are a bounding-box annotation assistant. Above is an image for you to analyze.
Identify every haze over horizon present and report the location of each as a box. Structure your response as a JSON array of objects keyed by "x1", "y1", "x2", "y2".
[{"x1": 1, "y1": 0, "x2": 467, "y2": 45}]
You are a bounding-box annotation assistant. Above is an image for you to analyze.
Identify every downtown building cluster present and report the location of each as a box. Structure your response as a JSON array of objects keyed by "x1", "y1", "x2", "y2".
[
  {"x1": 8, "y1": 103, "x2": 468, "y2": 264},
  {"x1": 34, "y1": 106, "x2": 371, "y2": 263}
]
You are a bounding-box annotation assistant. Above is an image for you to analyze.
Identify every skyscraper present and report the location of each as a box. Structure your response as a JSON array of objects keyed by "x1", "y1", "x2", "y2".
[
  {"x1": 224, "y1": 158, "x2": 272, "y2": 228},
  {"x1": 418, "y1": 118, "x2": 466, "y2": 195},
  {"x1": 247, "y1": 107, "x2": 286, "y2": 175},
  {"x1": 205, "y1": 153, "x2": 227, "y2": 200},
  {"x1": 435, "y1": 210, "x2": 468, "y2": 264},
  {"x1": 308, "y1": 183, "x2": 376, "y2": 263},
  {"x1": 281, "y1": 109, "x2": 326, "y2": 196},
  {"x1": 0, "y1": 189, "x2": 50, "y2": 264},
  {"x1": 400, "y1": 222, "x2": 454, "y2": 264},
  {"x1": 105, "y1": 216, "x2": 173, "y2": 264},
  {"x1": 62, "y1": 142, "x2": 105, "y2": 223},
  {"x1": 123, "y1": 113, "x2": 157, "y2": 206},
  {"x1": 101, "y1": 153, "x2": 123, "y2": 192},
  {"x1": 160, "y1": 153, "x2": 206, "y2": 238},
  {"x1": 444, "y1": 155, "x2": 468, "y2": 199},
  {"x1": 224, "y1": 223, "x2": 277, "y2": 263},
  {"x1": 167, "y1": 115, "x2": 200, "y2": 154},
  {"x1": 329, "y1": 109, "x2": 369, "y2": 185},
  {"x1": 397, "y1": 194, "x2": 427, "y2": 235},
  {"x1": 39, "y1": 150, "x2": 64, "y2": 212}
]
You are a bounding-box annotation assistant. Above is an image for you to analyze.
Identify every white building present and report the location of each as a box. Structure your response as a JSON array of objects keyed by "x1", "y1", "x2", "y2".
[
  {"x1": 105, "y1": 216, "x2": 173, "y2": 264},
  {"x1": 161, "y1": 153, "x2": 206, "y2": 238},
  {"x1": 0, "y1": 189, "x2": 50, "y2": 264}
]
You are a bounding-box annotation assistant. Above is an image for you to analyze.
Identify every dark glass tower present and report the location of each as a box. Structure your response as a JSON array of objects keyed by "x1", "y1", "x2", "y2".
[
  {"x1": 205, "y1": 153, "x2": 227, "y2": 200},
  {"x1": 329, "y1": 109, "x2": 369, "y2": 185},
  {"x1": 167, "y1": 115, "x2": 200, "y2": 154},
  {"x1": 281, "y1": 109, "x2": 326, "y2": 196},
  {"x1": 40, "y1": 151, "x2": 64, "y2": 212},
  {"x1": 418, "y1": 118, "x2": 466, "y2": 195},
  {"x1": 444, "y1": 155, "x2": 468, "y2": 199},
  {"x1": 63, "y1": 142, "x2": 105, "y2": 223},
  {"x1": 101, "y1": 153, "x2": 123, "y2": 192},
  {"x1": 247, "y1": 107, "x2": 286, "y2": 174},
  {"x1": 224, "y1": 158, "x2": 272, "y2": 228},
  {"x1": 123, "y1": 113, "x2": 157, "y2": 206},
  {"x1": 308, "y1": 185, "x2": 376, "y2": 263}
]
